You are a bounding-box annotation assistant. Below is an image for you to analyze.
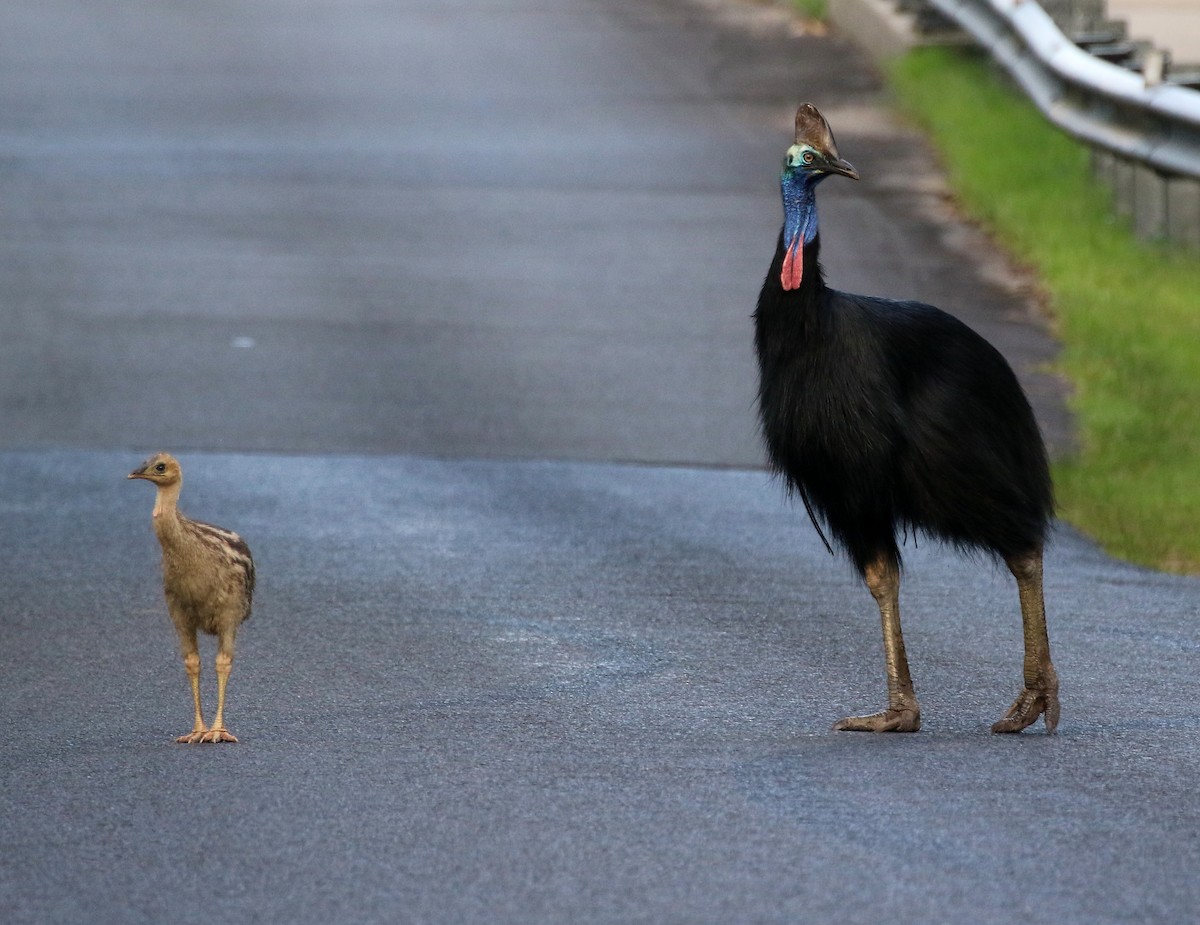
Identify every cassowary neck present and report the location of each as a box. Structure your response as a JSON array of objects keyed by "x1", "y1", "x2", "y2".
[
  {"x1": 770, "y1": 230, "x2": 826, "y2": 306},
  {"x1": 782, "y1": 171, "x2": 820, "y2": 247},
  {"x1": 779, "y1": 170, "x2": 824, "y2": 292}
]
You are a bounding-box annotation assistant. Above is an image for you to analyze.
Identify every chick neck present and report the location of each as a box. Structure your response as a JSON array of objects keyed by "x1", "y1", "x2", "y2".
[{"x1": 152, "y1": 480, "x2": 182, "y2": 522}]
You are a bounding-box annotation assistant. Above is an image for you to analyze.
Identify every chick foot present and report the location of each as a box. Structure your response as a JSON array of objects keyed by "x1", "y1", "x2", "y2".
[
  {"x1": 176, "y1": 727, "x2": 209, "y2": 744},
  {"x1": 992, "y1": 683, "x2": 1059, "y2": 734},
  {"x1": 834, "y1": 707, "x2": 920, "y2": 733},
  {"x1": 199, "y1": 727, "x2": 238, "y2": 743}
]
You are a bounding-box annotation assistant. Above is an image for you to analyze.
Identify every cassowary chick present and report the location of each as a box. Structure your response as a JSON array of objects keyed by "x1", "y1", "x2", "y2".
[{"x1": 129, "y1": 453, "x2": 255, "y2": 743}]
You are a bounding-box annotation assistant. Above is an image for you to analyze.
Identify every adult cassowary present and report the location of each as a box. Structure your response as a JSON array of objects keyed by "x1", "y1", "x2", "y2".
[{"x1": 754, "y1": 103, "x2": 1058, "y2": 733}]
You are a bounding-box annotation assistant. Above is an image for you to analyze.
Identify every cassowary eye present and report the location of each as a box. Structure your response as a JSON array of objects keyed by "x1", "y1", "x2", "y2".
[{"x1": 802, "y1": 150, "x2": 815, "y2": 165}]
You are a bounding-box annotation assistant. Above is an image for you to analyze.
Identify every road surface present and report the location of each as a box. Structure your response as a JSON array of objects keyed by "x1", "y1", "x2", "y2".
[{"x1": 1, "y1": 2, "x2": 1196, "y2": 923}]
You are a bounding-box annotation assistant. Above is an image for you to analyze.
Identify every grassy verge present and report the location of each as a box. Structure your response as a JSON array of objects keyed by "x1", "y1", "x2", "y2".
[
  {"x1": 890, "y1": 47, "x2": 1200, "y2": 574},
  {"x1": 791, "y1": 0, "x2": 829, "y2": 22}
]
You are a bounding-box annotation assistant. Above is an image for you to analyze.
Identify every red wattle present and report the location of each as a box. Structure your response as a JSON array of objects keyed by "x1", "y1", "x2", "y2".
[{"x1": 781, "y1": 236, "x2": 803, "y2": 291}]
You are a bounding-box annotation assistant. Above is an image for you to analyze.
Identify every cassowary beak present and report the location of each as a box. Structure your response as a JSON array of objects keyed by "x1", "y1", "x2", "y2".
[{"x1": 825, "y1": 156, "x2": 859, "y2": 181}]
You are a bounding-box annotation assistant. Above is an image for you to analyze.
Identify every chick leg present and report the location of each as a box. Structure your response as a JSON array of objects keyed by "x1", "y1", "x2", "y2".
[
  {"x1": 993, "y1": 548, "x2": 1059, "y2": 734},
  {"x1": 201, "y1": 633, "x2": 238, "y2": 743},
  {"x1": 835, "y1": 552, "x2": 921, "y2": 732},
  {"x1": 177, "y1": 638, "x2": 209, "y2": 744}
]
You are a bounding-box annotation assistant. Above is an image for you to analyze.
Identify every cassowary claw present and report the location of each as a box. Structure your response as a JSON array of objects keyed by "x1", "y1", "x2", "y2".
[
  {"x1": 834, "y1": 707, "x2": 921, "y2": 733},
  {"x1": 199, "y1": 727, "x2": 238, "y2": 744},
  {"x1": 992, "y1": 685, "x2": 1060, "y2": 734}
]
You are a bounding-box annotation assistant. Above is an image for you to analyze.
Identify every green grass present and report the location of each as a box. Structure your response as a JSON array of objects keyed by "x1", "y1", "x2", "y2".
[
  {"x1": 890, "y1": 47, "x2": 1200, "y2": 574},
  {"x1": 792, "y1": 0, "x2": 829, "y2": 22}
]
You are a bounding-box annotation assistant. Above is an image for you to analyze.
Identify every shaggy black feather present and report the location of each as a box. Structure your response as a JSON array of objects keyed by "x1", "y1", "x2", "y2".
[{"x1": 754, "y1": 232, "x2": 1053, "y2": 574}]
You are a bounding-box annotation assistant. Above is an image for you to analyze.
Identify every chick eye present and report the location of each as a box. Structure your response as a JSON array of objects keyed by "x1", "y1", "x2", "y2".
[{"x1": 155, "y1": 463, "x2": 166, "y2": 473}]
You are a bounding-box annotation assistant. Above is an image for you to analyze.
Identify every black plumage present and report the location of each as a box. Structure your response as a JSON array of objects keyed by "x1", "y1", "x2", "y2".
[{"x1": 755, "y1": 104, "x2": 1059, "y2": 733}]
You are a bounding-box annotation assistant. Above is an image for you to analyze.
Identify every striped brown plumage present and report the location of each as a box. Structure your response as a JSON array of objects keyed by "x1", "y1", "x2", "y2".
[
  {"x1": 176, "y1": 518, "x2": 256, "y2": 620},
  {"x1": 129, "y1": 452, "x2": 255, "y2": 743}
]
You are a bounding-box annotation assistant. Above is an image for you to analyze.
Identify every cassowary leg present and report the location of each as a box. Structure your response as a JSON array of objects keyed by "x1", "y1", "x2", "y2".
[
  {"x1": 201, "y1": 633, "x2": 238, "y2": 744},
  {"x1": 176, "y1": 639, "x2": 208, "y2": 744},
  {"x1": 993, "y1": 548, "x2": 1059, "y2": 734},
  {"x1": 835, "y1": 553, "x2": 921, "y2": 733}
]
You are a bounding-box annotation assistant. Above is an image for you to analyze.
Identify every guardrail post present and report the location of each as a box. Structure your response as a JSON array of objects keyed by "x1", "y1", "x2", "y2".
[
  {"x1": 1091, "y1": 148, "x2": 1116, "y2": 192},
  {"x1": 1167, "y1": 176, "x2": 1200, "y2": 250},
  {"x1": 1133, "y1": 164, "x2": 1169, "y2": 241},
  {"x1": 1108, "y1": 156, "x2": 1136, "y2": 221}
]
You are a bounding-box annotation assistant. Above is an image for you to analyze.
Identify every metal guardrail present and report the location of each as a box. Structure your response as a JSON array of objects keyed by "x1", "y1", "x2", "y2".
[
  {"x1": 922, "y1": 0, "x2": 1200, "y2": 248},
  {"x1": 926, "y1": 0, "x2": 1200, "y2": 177}
]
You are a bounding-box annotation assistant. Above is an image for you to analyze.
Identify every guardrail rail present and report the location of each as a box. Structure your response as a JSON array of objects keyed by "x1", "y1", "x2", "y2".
[
  {"x1": 926, "y1": 0, "x2": 1200, "y2": 249},
  {"x1": 837, "y1": 0, "x2": 1200, "y2": 250}
]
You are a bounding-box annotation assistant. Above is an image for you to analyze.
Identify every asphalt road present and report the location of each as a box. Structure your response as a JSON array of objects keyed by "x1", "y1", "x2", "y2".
[{"x1": 2, "y1": 1, "x2": 1197, "y2": 924}]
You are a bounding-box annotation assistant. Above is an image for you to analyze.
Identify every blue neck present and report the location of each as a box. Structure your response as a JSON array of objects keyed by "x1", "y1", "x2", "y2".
[{"x1": 781, "y1": 169, "x2": 821, "y2": 251}]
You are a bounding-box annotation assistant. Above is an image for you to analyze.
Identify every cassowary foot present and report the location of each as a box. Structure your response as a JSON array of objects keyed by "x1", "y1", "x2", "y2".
[
  {"x1": 834, "y1": 707, "x2": 921, "y2": 733},
  {"x1": 992, "y1": 685, "x2": 1060, "y2": 734},
  {"x1": 198, "y1": 727, "x2": 238, "y2": 744}
]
